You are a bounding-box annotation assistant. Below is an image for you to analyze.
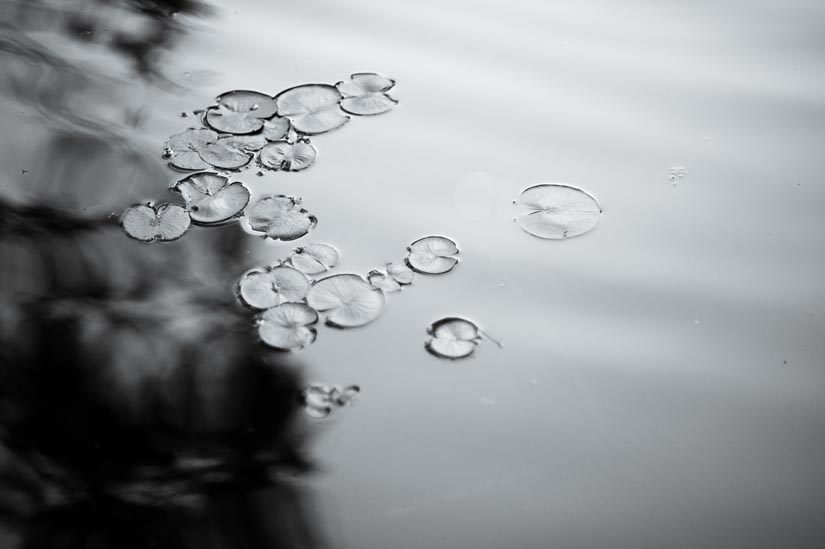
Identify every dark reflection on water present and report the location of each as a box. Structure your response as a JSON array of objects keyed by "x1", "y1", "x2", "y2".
[{"x1": 1, "y1": 2, "x2": 325, "y2": 548}]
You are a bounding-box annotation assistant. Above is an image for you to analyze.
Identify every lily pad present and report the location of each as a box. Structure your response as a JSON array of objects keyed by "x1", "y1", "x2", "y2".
[
  {"x1": 258, "y1": 141, "x2": 317, "y2": 172},
  {"x1": 275, "y1": 84, "x2": 350, "y2": 135},
  {"x1": 121, "y1": 203, "x2": 190, "y2": 243},
  {"x1": 237, "y1": 265, "x2": 311, "y2": 310},
  {"x1": 218, "y1": 134, "x2": 267, "y2": 151},
  {"x1": 257, "y1": 302, "x2": 318, "y2": 351},
  {"x1": 172, "y1": 172, "x2": 250, "y2": 224},
  {"x1": 307, "y1": 274, "x2": 385, "y2": 328},
  {"x1": 301, "y1": 384, "x2": 361, "y2": 419},
  {"x1": 406, "y1": 236, "x2": 459, "y2": 274},
  {"x1": 197, "y1": 142, "x2": 253, "y2": 170},
  {"x1": 336, "y1": 73, "x2": 398, "y2": 116},
  {"x1": 514, "y1": 184, "x2": 602, "y2": 239},
  {"x1": 289, "y1": 243, "x2": 340, "y2": 275},
  {"x1": 368, "y1": 262, "x2": 414, "y2": 292},
  {"x1": 245, "y1": 195, "x2": 316, "y2": 240},
  {"x1": 164, "y1": 128, "x2": 218, "y2": 171},
  {"x1": 205, "y1": 90, "x2": 277, "y2": 134},
  {"x1": 425, "y1": 317, "x2": 480, "y2": 359},
  {"x1": 261, "y1": 117, "x2": 291, "y2": 141}
]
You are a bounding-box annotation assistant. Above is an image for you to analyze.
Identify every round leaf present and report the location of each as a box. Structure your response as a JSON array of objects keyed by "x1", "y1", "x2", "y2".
[
  {"x1": 245, "y1": 195, "x2": 316, "y2": 241},
  {"x1": 258, "y1": 141, "x2": 317, "y2": 172},
  {"x1": 307, "y1": 274, "x2": 385, "y2": 328},
  {"x1": 205, "y1": 90, "x2": 277, "y2": 134},
  {"x1": 406, "y1": 236, "x2": 459, "y2": 274},
  {"x1": 290, "y1": 243, "x2": 340, "y2": 275},
  {"x1": 515, "y1": 184, "x2": 602, "y2": 239},
  {"x1": 425, "y1": 317, "x2": 480, "y2": 359},
  {"x1": 257, "y1": 302, "x2": 318, "y2": 351},
  {"x1": 165, "y1": 128, "x2": 218, "y2": 171},
  {"x1": 275, "y1": 84, "x2": 350, "y2": 135},
  {"x1": 262, "y1": 117, "x2": 291, "y2": 141},
  {"x1": 237, "y1": 266, "x2": 311, "y2": 310},
  {"x1": 198, "y1": 142, "x2": 252, "y2": 170},
  {"x1": 121, "y1": 203, "x2": 190, "y2": 243},
  {"x1": 337, "y1": 73, "x2": 398, "y2": 116},
  {"x1": 172, "y1": 172, "x2": 250, "y2": 224}
]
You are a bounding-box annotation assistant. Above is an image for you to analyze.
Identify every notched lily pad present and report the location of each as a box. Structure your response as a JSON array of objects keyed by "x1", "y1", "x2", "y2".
[
  {"x1": 259, "y1": 140, "x2": 317, "y2": 172},
  {"x1": 172, "y1": 172, "x2": 250, "y2": 224},
  {"x1": 406, "y1": 236, "x2": 459, "y2": 274},
  {"x1": 514, "y1": 184, "x2": 602, "y2": 239},
  {"x1": 275, "y1": 84, "x2": 350, "y2": 135},
  {"x1": 205, "y1": 90, "x2": 277, "y2": 134},
  {"x1": 164, "y1": 128, "x2": 218, "y2": 171},
  {"x1": 336, "y1": 73, "x2": 398, "y2": 116},
  {"x1": 261, "y1": 117, "x2": 291, "y2": 141},
  {"x1": 307, "y1": 274, "x2": 385, "y2": 328},
  {"x1": 368, "y1": 262, "x2": 414, "y2": 292},
  {"x1": 245, "y1": 195, "x2": 316, "y2": 241},
  {"x1": 425, "y1": 317, "x2": 480, "y2": 359},
  {"x1": 121, "y1": 203, "x2": 190, "y2": 243},
  {"x1": 237, "y1": 265, "x2": 311, "y2": 310},
  {"x1": 257, "y1": 302, "x2": 318, "y2": 351},
  {"x1": 290, "y1": 243, "x2": 340, "y2": 275},
  {"x1": 302, "y1": 384, "x2": 360, "y2": 419}
]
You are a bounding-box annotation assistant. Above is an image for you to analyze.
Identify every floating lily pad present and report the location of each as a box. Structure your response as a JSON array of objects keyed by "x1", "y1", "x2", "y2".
[
  {"x1": 258, "y1": 141, "x2": 317, "y2": 172},
  {"x1": 237, "y1": 265, "x2": 311, "y2": 310},
  {"x1": 197, "y1": 142, "x2": 253, "y2": 170},
  {"x1": 425, "y1": 317, "x2": 480, "y2": 359},
  {"x1": 290, "y1": 243, "x2": 340, "y2": 274},
  {"x1": 121, "y1": 203, "x2": 190, "y2": 243},
  {"x1": 205, "y1": 90, "x2": 277, "y2": 134},
  {"x1": 301, "y1": 384, "x2": 361, "y2": 419},
  {"x1": 307, "y1": 274, "x2": 385, "y2": 328},
  {"x1": 164, "y1": 128, "x2": 218, "y2": 171},
  {"x1": 336, "y1": 73, "x2": 398, "y2": 116},
  {"x1": 218, "y1": 134, "x2": 267, "y2": 151},
  {"x1": 368, "y1": 262, "x2": 414, "y2": 292},
  {"x1": 275, "y1": 84, "x2": 350, "y2": 135},
  {"x1": 257, "y1": 302, "x2": 318, "y2": 351},
  {"x1": 246, "y1": 195, "x2": 316, "y2": 240},
  {"x1": 261, "y1": 117, "x2": 291, "y2": 141},
  {"x1": 514, "y1": 184, "x2": 602, "y2": 239},
  {"x1": 172, "y1": 172, "x2": 250, "y2": 224},
  {"x1": 406, "y1": 236, "x2": 459, "y2": 274}
]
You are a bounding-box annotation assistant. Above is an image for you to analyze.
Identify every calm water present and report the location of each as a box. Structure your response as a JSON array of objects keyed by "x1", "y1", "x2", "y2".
[{"x1": 2, "y1": 1, "x2": 825, "y2": 548}]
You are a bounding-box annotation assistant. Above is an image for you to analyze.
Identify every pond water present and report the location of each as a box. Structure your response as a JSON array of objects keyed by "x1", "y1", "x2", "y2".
[{"x1": 2, "y1": 1, "x2": 825, "y2": 548}]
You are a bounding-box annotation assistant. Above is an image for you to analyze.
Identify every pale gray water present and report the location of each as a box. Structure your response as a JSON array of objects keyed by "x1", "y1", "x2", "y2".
[{"x1": 1, "y1": 1, "x2": 824, "y2": 548}]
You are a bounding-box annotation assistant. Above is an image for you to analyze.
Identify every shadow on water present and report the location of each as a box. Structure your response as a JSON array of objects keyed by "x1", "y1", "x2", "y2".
[{"x1": 0, "y1": 2, "x2": 326, "y2": 548}]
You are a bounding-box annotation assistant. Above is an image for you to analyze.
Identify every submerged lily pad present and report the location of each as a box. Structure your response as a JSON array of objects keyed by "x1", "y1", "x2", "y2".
[
  {"x1": 261, "y1": 117, "x2": 291, "y2": 141},
  {"x1": 289, "y1": 243, "x2": 340, "y2": 275},
  {"x1": 164, "y1": 128, "x2": 218, "y2": 171},
  {"x1": 258, "y1": 141, "x2": 317, "y2": 171},
  {"x1": 257, "y1": 302, "x2": 318, "y2": 351},
  {"x1": 515, "y1": 184, "x2": 602, "y2": 239},
  {"x1": 245, "y1": 195, "x2": 316, "y2": 240},
  {"x1": 205, "y1": 90, "x2": 277, "y2": 134},
  {"x1": 121, "y1": 203, "x2": 190, "y2": 242},
  {"x1": 301, "y1": 384, "x2": 360, "y2": 419},
  {"x1": 307, "y1": 274, "x2": 385, "y2": 328},
  {"x1": 425, "y1": 317, "x2": 480, "y2": 359},
  {"x1": 368, "y1": 262, "x2": 414, "y2": 292},
  {"x1": 172, "y1": 172, "x2": 250, "y2": 224},
  {"x1": 275, "y1": 84, "x2": 350, "y2": 135},
  {"x1": 237, "y1": 265, "x2": 311, "y2": 310},
  {"x1": 406, "y1": 236, "x2": 459, "y2": 274},
  {"x1": 336, "y1": 73, "x2": 398, "y2": 116}
]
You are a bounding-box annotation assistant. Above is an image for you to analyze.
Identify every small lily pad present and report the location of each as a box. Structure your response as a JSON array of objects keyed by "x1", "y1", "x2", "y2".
[
  {"x1": 307, "y1": 274, "x2": 385, "y2": 328},
  {"x1": 275, "y1": 84, "x2": 350, "y2": 135},
  {"x1": 172, "y1": 172, "x2": 250, "y2": 224},
  {"x1": 368, "y1": 262, "x2": 414, "y2": 292},
  {"x1": 425, "y1": 317, "x2": 480, "y2": 359},
  {"x1": 237, "y1": 265, "x2": 311, "y2": 310},
  {"x1": 164, "y1": 128, "x2": 218, "y2": 171},
  {"x1": 261, "y1": 117, "x2": 291, "y2": 141},
  {"x1": 289, "y1": 243, "x2": 340, "y2": 275},
  {"x1": 257, "y1": 302, "x2": 318, "y2": 351},
  {"x1": 259, "y1": 141, "x2": 317, "y2": 171},
  {"x1": 246, "y1": 195, "x2": 316, "y2": 240},
  {"x1": 336, "y1": 73, "x2": 398, "y2": 116},
  {"x1": 302, "y1": 384, "x2": 360, "y2": 419},
  {"x1": 406, "y1": 236, "x2": 459, "y2": 274},
  {"x1": 514, "y1": 184, "x2": 602, "y2": 239},
  {"x1": 121, "y1": 203, "x2": 190, "y2": 242},
  {"x1": 205, "y1": 90, "x2": 277, "y2": 134}
]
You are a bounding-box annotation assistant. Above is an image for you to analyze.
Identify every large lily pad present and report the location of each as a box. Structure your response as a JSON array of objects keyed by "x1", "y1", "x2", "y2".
[
  {"x1": 406, "y1": 236, "x2": 459, "y2": 274},
  {"x1": 289, "y1": 243, "x2": 340, "y2": 275},
  {"x1": 514, "y1": 184, "x2": 602, "y2": 239},
  {"x1": 275, "y1": 84, "x2": 350, "y2": 135},
  {"x1": 164, "y1": 128, "x2": 218, "y2": 171},
  {"x1": 368, "y1": 262, "x2": 414, "y2": 292},
  {"x1": 245, "y1": 195, "x2": 316, "y2": 240},
  {"x1": 336, "y1": 73, "x2": 398, "y2": 116},
  {"x1": 307, "y1": 274, "x2": 385, "y2": 328},
  {"x1": 205, "y1": 90, "x2": 277, "y2": 134},
  {"x1": 172, "y1": 172, "x2": 250, "y2": 224},
  {"x1": 121, "y1": 203, "x2": 190, "y2": 243},
  {"x1": 258, "y1": 141, "x2": 317, "y2": 172},
  {"x1": 237, "y1": 265, "x2": 310, "y2": 310},
  {"x1": 425, "y1": 317, "x2": 480, "y2": 359},
  {"x1": 257, "y1": 302, "x2": 318, "y2": 351}
]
